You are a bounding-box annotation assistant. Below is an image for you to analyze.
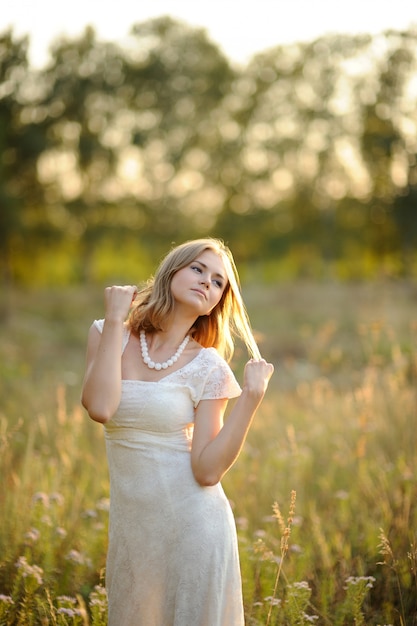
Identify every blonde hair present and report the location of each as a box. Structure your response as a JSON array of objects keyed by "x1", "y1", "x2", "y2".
[{"x1": 127, "y1": 238, "x2": 261, "y2": 362}]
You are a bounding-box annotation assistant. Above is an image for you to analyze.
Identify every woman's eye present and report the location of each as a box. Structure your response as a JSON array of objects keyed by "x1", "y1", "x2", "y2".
[{"x1": 191, "y1": 265, "x2": 202, "y2": 273}]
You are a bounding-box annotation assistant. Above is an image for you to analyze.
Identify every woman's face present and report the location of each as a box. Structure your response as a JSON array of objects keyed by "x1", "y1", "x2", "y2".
[{"x1": 170, "y1": 249, "x2": 228, "y2": 316}]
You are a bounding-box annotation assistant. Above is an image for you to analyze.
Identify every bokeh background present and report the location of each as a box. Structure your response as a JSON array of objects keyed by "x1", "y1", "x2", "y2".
[
  {"x1": 1, "y1": 2, "x2": 417, "y2": 624},
  {"x1": 1, "y1": 0, "x2": 417, "y2": 288}
]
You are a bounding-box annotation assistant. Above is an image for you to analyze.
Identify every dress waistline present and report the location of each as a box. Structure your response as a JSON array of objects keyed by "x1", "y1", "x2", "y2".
[{"x1": 104, "y1": 424, "x2": 193, "y2": 450}]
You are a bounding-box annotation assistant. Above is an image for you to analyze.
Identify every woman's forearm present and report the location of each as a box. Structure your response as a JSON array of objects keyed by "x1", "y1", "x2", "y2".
[
  {"x1": 81, "y1": 318, "x2": 125, "y2": 423},
  {"x1": 192, "y1": 387, "x2": 265, "y2": 486}
]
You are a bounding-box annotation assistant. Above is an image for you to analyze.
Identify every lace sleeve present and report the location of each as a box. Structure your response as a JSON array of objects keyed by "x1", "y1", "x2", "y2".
[
  {"x1": 93, "y1": 319, "x2": 105, "y2": 333},
  {"x1": 92, "y1": 319, "x2": 130, "y2": 354},
  {"x1": 191, "y1": 349, "x2": 241, "y2": 405}
]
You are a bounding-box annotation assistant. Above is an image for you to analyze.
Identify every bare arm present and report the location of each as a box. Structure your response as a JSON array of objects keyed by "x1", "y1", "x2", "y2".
[
  {"x1": 191, "y1": 359, "x2": 274, "y2": 486},
  {"x1": 81, "y1": 285, "x2": 136, "y2": 423}
]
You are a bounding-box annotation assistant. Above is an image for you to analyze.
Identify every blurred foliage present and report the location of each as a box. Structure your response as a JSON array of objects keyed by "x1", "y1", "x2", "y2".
[{"x1": 1, "y1": 20, "x2": 417, "y2": 286}]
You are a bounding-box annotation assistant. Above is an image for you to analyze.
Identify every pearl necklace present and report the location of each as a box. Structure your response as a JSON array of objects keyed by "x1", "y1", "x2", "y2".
[{"x1": 139, "y1": 330, "x2": 190, "y2": 370}]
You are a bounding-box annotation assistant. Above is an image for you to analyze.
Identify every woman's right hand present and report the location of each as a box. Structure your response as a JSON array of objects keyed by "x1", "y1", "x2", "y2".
[
  {"x1": 242, "y1": 357, "x2": 274, "y2": 400},
  {"x1": 104, "y1": 285, "x2": 137, "y2": 322}
]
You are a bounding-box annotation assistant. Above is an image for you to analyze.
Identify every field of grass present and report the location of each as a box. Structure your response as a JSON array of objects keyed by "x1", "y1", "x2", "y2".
[{"x1": 0, "y1": 281, "x2": 416, "y2": 625}]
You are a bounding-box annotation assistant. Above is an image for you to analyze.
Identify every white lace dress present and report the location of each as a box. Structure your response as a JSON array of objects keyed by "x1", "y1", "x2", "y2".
[{"x1": 93, "y1": 320, "x2": 244, "y2": 626}]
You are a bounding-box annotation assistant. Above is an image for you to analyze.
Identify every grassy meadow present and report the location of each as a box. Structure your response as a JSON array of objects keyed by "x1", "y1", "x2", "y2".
[{"x1": 0, "y1": 281, "x2": 416, "y2": 625}]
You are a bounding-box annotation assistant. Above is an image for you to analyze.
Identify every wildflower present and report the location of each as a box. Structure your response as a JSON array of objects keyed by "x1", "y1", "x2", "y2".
[
  {"x1": 64, "y1": 550, "x2": 92, "y2": 569},
  {"x1": 264, "y1": 596, "x2": 281, "y2": 606},
  {"x1": 89, "y1": 585, "x2": 108, "y2": 623},
  {"x1": 57, "y1": 607, "x2": 83, "y2": 617},
  {"x1": 0, "y1": 595, "x2": 14, "y2": 605},
  {"x1": 291, "y1": 581, "x2": 310, "y2": 590},
  {"x1": 57, "y1": 596, "x2": 77, "y2": 606},
  {"x1": 32, "y1": 492, "x2": 49, "y2": 507},
  {"x1": 56, "y1": 526, "x2": 68, "y2": 538},
  {"x1": 290, "y1": 543, "x2": 303, "y2": 554},
  {"x1": 341, "y1": 575, "x2": 376, "y2": 625},
  {"x1": 235, "y1": 516, "x2": 249, "y2": 531},
  {"x1": 0, "y1": 595, "x2": 14, "y2": 621},
  {"x1": 65, "y1": 550, "x2": 85, "y2": 565},
  {"x1": 57, "y1": 608, "x2": 76, "y2": 616},
  {"x1": 89, "y1": 597, "x2": 106, "y2": 607},
  {"x1": 15, "y1": 556, "x2": 28, "y2": 570},
  {"x1": 284, "y1": 580, "x2": 315, "y2": 624},
  {"x1": 253, "y1": 538, "x2": 276, "y2": 563},
  {"x1": 253, "y1": 538, "x2": 269, "y2": 556},
  {"x1": 49, "y1": 492, "x2": 65, "y2": 506},
  {"x1": 15, "y1": 556, "x2": 44, "y2": 585},
  {"x1": 335, "y1": 490, "x2": 349, "y2": 500},
  {"x1": 344, "y1": 575, "x2": 376, "y2": 590},
  {"x1": 24, "y1": 527, "x2": 40, "y2": 543},
  {"x1": 96, "y1": 498, "x2": 110, "y2": 511}
]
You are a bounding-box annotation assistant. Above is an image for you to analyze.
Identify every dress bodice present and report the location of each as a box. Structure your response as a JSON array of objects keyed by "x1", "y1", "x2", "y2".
[{"x1": 92, "y1": 319, "x2": 242, "y2": 445}]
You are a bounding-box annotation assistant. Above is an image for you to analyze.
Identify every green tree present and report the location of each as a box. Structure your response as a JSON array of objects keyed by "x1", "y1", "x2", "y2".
[
  {"x1": 216, "y1": 35, "x2": 372, "y2": 267},
  {"x1": 216, "y1": 30, "x2": 417, "y2": 276},
  {"x1": 0, "y1": 29, "x2": 49, "y2": 294},
  {"x1": 120, "y1": 17, "x2": 236, "y2": 249},
  {"x1": 358, "y1": 32, "x2": 417, "y2": 265},
  {"x1": 3, "y1": 23, "x2": 417, "y2": 284},
  {"x1": 37, "y1": 19, "x2": 236, "y2": 276},
  {"x1": 38, "y1": 27, "x2": 125, "y2": 280}
]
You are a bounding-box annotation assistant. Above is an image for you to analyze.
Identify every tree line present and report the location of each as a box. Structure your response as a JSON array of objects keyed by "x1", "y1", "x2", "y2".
[{"x1": 1, "y1": 18, "x2": 417, "y2": 285}]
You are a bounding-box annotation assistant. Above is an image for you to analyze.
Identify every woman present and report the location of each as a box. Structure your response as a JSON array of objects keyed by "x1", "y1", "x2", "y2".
[{"x1": 81, "y1": 238, "x2": 274, "y2": 625}]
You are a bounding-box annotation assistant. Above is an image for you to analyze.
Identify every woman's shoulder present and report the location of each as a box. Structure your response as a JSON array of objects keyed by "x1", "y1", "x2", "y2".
[
  {"x1": 191, "y1": 343, "x2": 227, "y2": 366},
  {"x1": 192, "y1": 346, "x2": 237, "y2": 379},
  {"x1": 189, "y1": 346, "x2": 241, "y2": 402}
]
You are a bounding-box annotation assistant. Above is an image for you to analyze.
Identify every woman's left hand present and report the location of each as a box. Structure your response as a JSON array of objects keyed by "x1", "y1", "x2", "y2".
[{"x1": 242, "y1": 358, "x2": 274, "y2": 399}]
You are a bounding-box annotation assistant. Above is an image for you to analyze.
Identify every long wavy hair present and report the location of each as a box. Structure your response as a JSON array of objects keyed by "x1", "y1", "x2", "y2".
[{"x1": 127, "y1": 238, "x2": 261, "y2": 362}]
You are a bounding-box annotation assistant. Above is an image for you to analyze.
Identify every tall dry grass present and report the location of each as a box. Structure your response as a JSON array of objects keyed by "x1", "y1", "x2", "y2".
[{"x1": 1, "y1": 282, "x2": 416, "y2": 624}]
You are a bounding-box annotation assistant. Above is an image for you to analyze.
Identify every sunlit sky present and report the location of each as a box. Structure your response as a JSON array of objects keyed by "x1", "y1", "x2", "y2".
[{"x1": 3, "y1": 0, "x2": 417, "y2": 67}]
